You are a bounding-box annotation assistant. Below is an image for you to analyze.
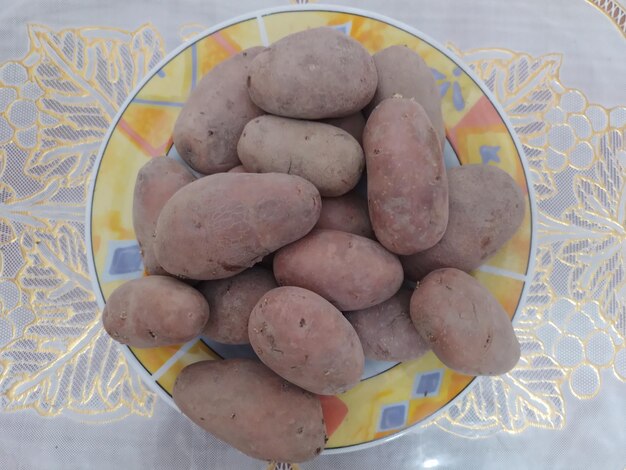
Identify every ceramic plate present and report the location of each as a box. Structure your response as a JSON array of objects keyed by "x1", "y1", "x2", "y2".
[{"x1": 87, "y1": 4, "x2": 536, "y2": 454}]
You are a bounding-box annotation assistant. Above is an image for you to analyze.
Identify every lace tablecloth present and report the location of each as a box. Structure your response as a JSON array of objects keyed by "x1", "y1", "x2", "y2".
[{"x1": 0, "y1": 0, "x2": 624, "y2": 468}]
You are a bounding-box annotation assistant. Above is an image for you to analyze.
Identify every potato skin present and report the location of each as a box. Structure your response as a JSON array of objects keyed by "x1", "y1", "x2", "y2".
[
  {"x1": 197, "y1": 267, "x2": 277, "y2": 344},
  {"x1": 155, "y1": 173, "x2": 321, "y2": 280},
  {"x1": 247, "y1": 27, "x2": 377, "y2": 119},
  {"x1": 402, "y1": 165, "x2": 526, "y2": 280},
  {"x1": 273, "y1": 229, "x2": 403, "y2": 311},
  {"x1": 248, "y1": 286, "x2": 364, "y2": 395},
  {"x1": 322, "y1": 112, "x2": 366, "y2": 144},
  {"x1": 346, "y1": 288, "x2": 428, "y2": 362},
  {"x1": 238, "y1": 115, "x2": 364, "y2": 197},
  {"x1": 102, "y1": 276, "x2": 209, "y2": 348},
  {"x1": 132, "y1": 157, "x2": 195, "y2": 275},
  {"x1": 173, "y1": 359, "x2": 326, "y2": 462},
  {"x1": 364, "y1": 98, "x2": 448, "y2": 255},
  {"x1": 227, "y1": 165, "x2": 247, "y2": 173},
  {"x1": 410, "y1": 268, "x2": 521, "y2": 375},
  {"x1": 315, "y1": 192, "x2": 374, "y2": 238},
  {"x1": 365, "y1": 45, "x2": 446, "y2": 148},
  {"x1": 173, "y1": 47, "x2": 264, "y2": 174}
]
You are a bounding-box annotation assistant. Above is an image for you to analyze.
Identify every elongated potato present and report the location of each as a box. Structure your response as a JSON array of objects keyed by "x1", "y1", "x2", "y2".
[
  {"x1": 173, "y1": 47, "x2": 264, "y2": 174},
  {"x1": 102, "y1": 276, "x2": 209, "y2": 348},
  {"x1": 410, "y1": 268, "x2": 520, "y2": 375},
  {"x1": 364, "y1": 98, "x2": 448, "y2": 255},
  {"x1": 273, "y1": 229, "x2": 403, "y2": 311},
  {"x1": 173, "y1": 359, "x2": 326, "y2": 462},
  {"x1": 322, "y1": 112, "x2": 366, "y2": 144},
  {"x1": 249, "y1": 286, "x2": 364, "y2": 395},
  {"x1": 402, "y1": 165, "x2": 526, "y2": 280},
  {"x1": 238, "y1": 116, "x2": 364, "y2": 197},
  {"x1": 365, "y1": 45, "x2": 446, "y2": 147},
  {"x1": 315, "y1": 192, "x2": 374, "y2": 238},
  {"x1": 132, "y1": 157, "x2": 195, "y2": 275},
  {"x1": 197, "y1": 267, "x2": 277, "y2": 344},
  {"x1": 155, "y1": 173, "x2": 321, "y2": 280},
  {"x1": 247, "y1": 27, "x2": 377, "y2": 119},
  {"x1": 346, "y1": 288, "x2": 428, "y2": 362}
]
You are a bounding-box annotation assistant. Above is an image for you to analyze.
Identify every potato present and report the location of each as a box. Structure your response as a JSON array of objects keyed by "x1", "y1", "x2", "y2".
[
  {"x1": 173, "y1": 359, "x2": 326, "y2": 462},
  {"x1": 247, "y1": 27, "x2": 377, "y2": 119},
  {"x1": 273, "y1": 229, "x2": 403, "y2": 311},
  {"x1": 365, "y1": 45, "x2": 446, "y2": 148},
  {"x1": 248, "y1": 286, "x2": 364, "y2": 395},
  {"x1": 322, "y1": 112, "x2": 366, "y2": 144},
  {"x1": 315, "y1": 192, "x2": 374, "y2": 238},
  {"x1": 173, "y1": 47, "x2": 264, "y2": 174},
  {"x1": 155, "y1": 173, "x2": 321, "y2": 280},
  {"x1": 410, "y1": 268, "x2": 520, "y2": 375},
  {"x1": 402, "y1": 165, "x2": 526, "y2": 280},
  {"x1": 238, "y1": 115, "x2": 364, "y2": 197},
  {"x1": 227, "y1": 165, "x2": 247, "y2": 173},
  {"x1": 102, "y1": 276, "x2": 209, "y2": 348},
  {"x1": 132, "y1": 157, "x2": 195, "y2": 275},
  {"x1": 364, "y1": 97, "x2": 448, "y2": 255},
  {"x1": 346, "y1": 288, "x2": 428, "y2": 362},
  {"x1": 197, "y1": 267, "x2": 277, "y2": 344}
]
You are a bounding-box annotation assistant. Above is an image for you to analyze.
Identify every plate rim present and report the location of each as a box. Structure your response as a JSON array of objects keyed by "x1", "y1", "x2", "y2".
[{"x1": 85, "y1": 2, "x2": 538, "y2": 455}]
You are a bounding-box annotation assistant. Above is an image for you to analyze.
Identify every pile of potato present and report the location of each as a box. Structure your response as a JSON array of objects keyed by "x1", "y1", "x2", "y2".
[{"x1": 102, "y1": 27, "x2": 525, "y2": 462}]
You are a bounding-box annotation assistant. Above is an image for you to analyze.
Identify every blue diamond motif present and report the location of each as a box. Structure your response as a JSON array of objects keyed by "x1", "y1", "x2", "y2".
[
  {"x1": 480, "y1": 145, "x2": 501, "y2": 164},
  {"x1": 331, "y1": 21, "x2": 352, "y2": 35},
  {"x1": 413, "y1": 370, "x2": 444, "y2": 398},
  {"x1": 102, "y1": 240, "x2": 144, "y2": 282},
  {"x1": 378, "y1": 403, "x2": 408, "y2": 431},
  {"x1": 110, "y1": 245, "x2": 143, "y2": 275}
]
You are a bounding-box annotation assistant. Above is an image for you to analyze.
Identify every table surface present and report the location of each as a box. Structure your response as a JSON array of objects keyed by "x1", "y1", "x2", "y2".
[{"x1": 0, "y1": 1, "x2": 625, "y2": 469}]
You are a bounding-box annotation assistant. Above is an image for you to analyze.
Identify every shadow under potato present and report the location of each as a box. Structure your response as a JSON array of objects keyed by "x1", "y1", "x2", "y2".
[{"x1": 203, "y1": 337, "x2": 398, "y2": 382}]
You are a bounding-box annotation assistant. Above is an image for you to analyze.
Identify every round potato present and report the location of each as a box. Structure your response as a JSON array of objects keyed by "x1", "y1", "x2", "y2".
[
  {"x1": 322, "y1": 112, "x2": 366, "y2": 144},
  {"x1": 410, "y1": 268, "x2": 521, "y2": 375},
  {"x1": 364, "y1": 97, "x2": 448, "y2": 255},
  {"x1": 365, "y1": 45, "x2": 446, "y2": 148},
  {"x1": 238, "y1": 116, "x2": 364, "y2": 197},
  {"x1": 346, "y1": 288, "x2": 429, "y2": 362},
  {"x1": 173, "y1": 359, "x2": 326, "y2": 462},
  {"x1": 315, "y1": 192, "x2": 373, "y2": 238},
  {"x1": 155, "y1": 173, "x2": 321, "y2": 280},
  {"x1": 197, "y1": 267, "x2": 277, "y2": 344},
  {"x1": 402, "y1": 164, "x2": 526, "y2": 280},
  {"x1": 248, "y1": 286, "x2": 364, "y2": 395},
  {"x1": 247, "y1": 27, "x2": 377, "y2": 119},
  {"x1": 102, "y1": 276, "x2": 209, "y2": 348},
  {"x1": 132, "y1": 157, "x2": 195, "y2": 275},
  {"x1": 173, "y1": 47, "x2": 264, "y2": 174},
  {"x1": 273, "y1": 229, "x2": 403, "y2": 311}
]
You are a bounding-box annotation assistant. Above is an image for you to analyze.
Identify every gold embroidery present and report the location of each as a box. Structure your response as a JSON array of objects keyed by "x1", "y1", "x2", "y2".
[
  {"x1": 586, "y1": 0, "x2": 626, "y2": 37},
  {"x1": 266, "y1": 463, "x2": 301, "y2": 470},
  {"x1": 435, "y1": 46, "x2": 626, "y2": 436},
  {"x1": 0, "y1": 24, "x2": 164, "y2": 418}
]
